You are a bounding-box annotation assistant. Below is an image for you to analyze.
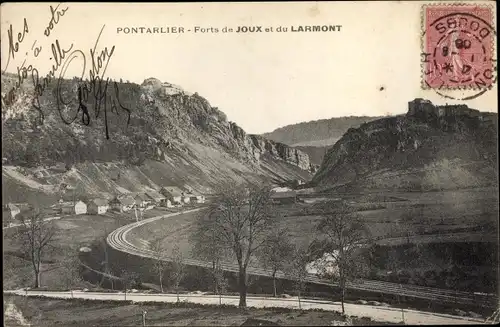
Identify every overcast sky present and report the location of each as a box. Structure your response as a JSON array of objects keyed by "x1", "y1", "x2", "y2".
[{"x1": 1, "y1": 2, "x2": 497, "y2": 134}]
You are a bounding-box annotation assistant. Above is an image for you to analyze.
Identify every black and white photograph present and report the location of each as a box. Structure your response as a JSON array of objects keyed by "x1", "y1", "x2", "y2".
[{"x1": 1, "y1": 1, "x2": 498, "y2": 326}]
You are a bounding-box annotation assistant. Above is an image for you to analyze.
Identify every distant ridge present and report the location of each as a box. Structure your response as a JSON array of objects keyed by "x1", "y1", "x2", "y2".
[
  {"x1": 311, "y1": 99, "x2": 498, "y2": 192},
  {"x1": 262, "y1": 116, "x2": 384, "y2": 147}
]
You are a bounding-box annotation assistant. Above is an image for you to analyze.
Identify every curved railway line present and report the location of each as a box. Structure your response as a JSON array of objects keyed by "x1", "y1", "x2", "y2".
[{"x1": 107, "y1": 208, "x2": 498, "y2": 308}]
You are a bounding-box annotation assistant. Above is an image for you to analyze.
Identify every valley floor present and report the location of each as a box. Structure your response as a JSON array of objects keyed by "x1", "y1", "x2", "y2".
[
  {"x1": 3, "y1": 291, "x2": 484, "y2": 326},
  {"x1": 3, "y1": 208, "x2": 173, "y2": 290}
]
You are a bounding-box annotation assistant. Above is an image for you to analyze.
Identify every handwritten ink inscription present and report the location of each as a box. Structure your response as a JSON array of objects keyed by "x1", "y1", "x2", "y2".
[
  {"x1": 56, "y1": 25, "x2": 131, "y2": 139},
  {"x1": 44, "y1": 4, "x2": 69, "y2": 37},
  {"x1": 1, "y1": 5, "x2": 132, "y2": 140},
  {"x1": 3, "y1": 18, "x2": 30, "y2": 77}
]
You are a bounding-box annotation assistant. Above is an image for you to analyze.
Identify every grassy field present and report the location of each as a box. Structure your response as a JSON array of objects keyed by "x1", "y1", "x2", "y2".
[
  {"x1": 130, "y1": 188, "x2": 498, "y2": 293},
  {"x1": 3, "y1": 294, "x2": 392, "y2": 326},
  {"x1": 3, "y1": 212, "x2": 133, "y2": 290},
  {"x1": 127, "y1": 207, "x2": 202, "y2": 255},
  {"x1": 4, "y1": 187, "x2": 496, "y2": 295},
  {"x1": 133, "y1": 187, "x2": 498, "y2": 253}
]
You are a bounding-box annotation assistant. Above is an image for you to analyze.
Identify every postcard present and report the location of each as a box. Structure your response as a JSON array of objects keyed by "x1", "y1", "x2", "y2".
[{"x1": 1, "y1": 2, "x2": 498, "y2": 326}]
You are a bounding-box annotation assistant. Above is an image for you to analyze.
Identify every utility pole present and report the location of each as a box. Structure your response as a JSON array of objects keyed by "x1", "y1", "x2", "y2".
[
  {"x1": 400, "y1": 284, "x2": 405, "y2": 323},
  {"x1": 72, "y1": 180, "x2": 83, "y2": 206}
]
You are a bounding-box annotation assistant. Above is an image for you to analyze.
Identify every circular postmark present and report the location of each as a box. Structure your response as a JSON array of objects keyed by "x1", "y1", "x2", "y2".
[{"x1": 421, "y1": 5, "x2": 497, "y2": 100}]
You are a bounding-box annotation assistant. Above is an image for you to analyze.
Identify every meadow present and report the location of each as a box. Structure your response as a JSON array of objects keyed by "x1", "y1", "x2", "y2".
[
  {"x1": 131, "y1": 187, "x2": 498, "y2": 293},
  {"x1": 2, "y1": 208, "x2": 161, "y2": 290}
]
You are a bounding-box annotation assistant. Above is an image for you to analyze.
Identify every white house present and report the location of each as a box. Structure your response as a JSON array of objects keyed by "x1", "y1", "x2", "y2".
[
  {"x1": 188, "y1": 192, "x2": 205, "y2": 204},
  {"x1": 145, "y1": 191, "x2": 166, "y2": 204},
  {"x1": 181, "y1": 193, "x2": 191, "y2": 204},
  {"x1": 4, "y1": 203, "x2": 21, "y2": 220},
  {"x1": 88, "y1": 198, "x2": 109, "y2": 215},
  {"x1": 134, "y1": 193, "x2": 151, "y2": 209},
  {"x1": 109, "y1": 196, "x2": 135, "y2": 212},
  {"x1": 306, "y1": 252, "x2": 339, "y2": 277},
  {"x1": 75, "y1": 201, "x2": 87, "y2": 214},
  {"x1": 160, "y1": 199, "x2": 174, "y2": 208},
  {"x1": 160, "y1": 186, "x2": 183, "y2": 205},
  {"x1": 60, "y1": 200, "x2": 87, "y2": 215}
]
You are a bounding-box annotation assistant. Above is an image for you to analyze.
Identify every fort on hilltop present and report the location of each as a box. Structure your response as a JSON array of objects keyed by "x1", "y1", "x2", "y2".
[{"x1": 407, "y1": 98, "x2": 493, "y2": 122}]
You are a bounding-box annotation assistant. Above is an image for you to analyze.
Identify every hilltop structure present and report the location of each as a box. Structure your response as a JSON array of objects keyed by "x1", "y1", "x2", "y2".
[{"x1": 407, "y1": 99, "x2": 493, "y2": 122}]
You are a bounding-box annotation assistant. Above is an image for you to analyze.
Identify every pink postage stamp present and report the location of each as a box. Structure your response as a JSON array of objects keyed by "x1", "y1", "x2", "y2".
[{"x1": 421, "y1": 4, "x2": 496, "y2": 91}]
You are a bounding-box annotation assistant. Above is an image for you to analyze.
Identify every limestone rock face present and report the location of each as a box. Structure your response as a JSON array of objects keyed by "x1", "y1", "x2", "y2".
[
  {"x1": 1, "y1": 74, "x2": 312, "y2": 197},
  {"x1": 312, "y1": 99, "x2": 498, "y2": 191},
  {"x1": 249, "y1": 135, "x2": 311, "y2": 170}
]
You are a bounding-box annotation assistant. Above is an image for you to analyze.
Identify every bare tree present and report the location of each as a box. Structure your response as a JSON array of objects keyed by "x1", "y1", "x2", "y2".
[
  {"x1": 60, "y1": 248, "x2": 83, "y2": 298},
  {"x1": 213, "y1": 260, "x2": 229, "y2": 306},
  {"x1": 387, "y1": 248, "x2": 406, "y2": 323},
  {"x1": 286, "y1": 247, "x2": 309, "y2": 309},
  {"x1": 17, "y1": 210, "x2": 56, "y2": 288},
  {"x1": 121, "y1": 270, "x2": 139, "y2": 300},
  {"x1": 190, "y1": 212, "x2": 230, "y2": 295},
  {"x1": 149, "y1": 237, "x2": 168, "y2": 293},
  {"x1": 257, "y1": 227, "x2": 294, "y2": 297},
  {"x1": 68, "y1": 181, "x2": 84, "y2": 206},
  {"x1": 315, "y1": 201, "x2": 370, "y2": 314},
  {"x1": 192, "y1": 183, "x2": 275, "y2": 308},
  {"x1": 170, "y1": 244, "x2": 185, "y2": 302},
  {"x1": 94, "y1": 228, "x2": 115, "y2": 290}
]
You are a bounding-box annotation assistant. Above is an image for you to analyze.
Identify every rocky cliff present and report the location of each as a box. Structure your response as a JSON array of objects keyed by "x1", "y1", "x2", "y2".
[
  {"x1": 1, "y1": 74, "x2": 311, "y2": 203},
  {"x1": 262, "y1": 115, "x2": 383, "y2": 169},
  {"x1": 311, "y1": 99, "x2": 498, "y2": 192}
]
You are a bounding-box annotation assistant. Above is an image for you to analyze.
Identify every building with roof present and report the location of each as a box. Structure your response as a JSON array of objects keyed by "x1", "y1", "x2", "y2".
[
  {"x1": 145, "y1": 191, "x2": 166, "y2": 204},
  {"x1": 160, "y1": 186, "x2": 184, "y2": 205},
  {"x1": 408, "y1": 98, "x2": 489, "y2": 120},
  {"x1": 109, "y1": 195, "x2": 135, "y2": 212},
  {"x1": 270, "y1": 190, "x2": 297, "y2": 204},
  {"x1": 134, "y1": 193, "x2": 152, "y2": 208},
  {"x1": 5, "y1": 203, "x2": 21, "y2": 218},
  {"x1": 12, "y1": 202, "x2": 33, "y2": 212},
  {"x1": 160, "y1": 199, "x2": 174, "y2": 208},
  {"x1": 3, "y1": 203, "x2": 21, "y2": 221},
  {"x1": 59, "y1": 200, "x2": 87, "y2": 215},
  {"x1": 182, "y1": 193, "x2": 191, "y2": 204},
  {"x1": 88, "y1": 198, "x2": 109, "y2": 215},
  {"x1": 187, "y1": 192, "x2": 205, "y2": 204}
]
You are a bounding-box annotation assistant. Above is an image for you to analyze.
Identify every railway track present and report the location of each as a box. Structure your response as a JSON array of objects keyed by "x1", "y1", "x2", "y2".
[{"x1": 106, "y1": 208, "x2": 498, "y2": 308}]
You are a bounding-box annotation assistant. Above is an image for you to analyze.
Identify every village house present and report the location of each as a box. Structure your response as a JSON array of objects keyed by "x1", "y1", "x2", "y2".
[
  {"x1": 289, "y1": 179, "x2": 305, "y2": 188},
  {"x1": 88, "y1": 198, "x2": 109, "y2": 215},
  {"x1": 60, "y1": 200, "x2": 87, "y2": 215},
  {"x1": 3, "y1": 203, "x2": 21, "y2": 220},
  {"x1": 160, "y1": 186, "x2": 184, "y2": 205},
  {"x1": 134, "y1": 193, "x2": 152, "y2": 209},
  {"x1": 270, "y1": 190, "x2": 297, "y2": 204},
  {"x1": 13, "y1": 202, "x2": 33, "y2": 212},
  {"x1": 145, "y1": 191, "x2": 166, "y2": 204},
  {"x1": 34, "y1": 170, "x2": 44, "y2": 179},
  {"x1": 188, "y1": 192, "x2": 205, "y2": 204},
  {"x1": 160, "y1": 199, "x2": 174, "y2": 208},
  {"x1": 59, "y1": 202, "x2": 71, "y2": 214},
  {"x1": 181, "y1": 192, "x2": 191, "y2": 204},
  {"x1": 109, "y1": 196, "x2": 135, "y2": 212},
  {"x1": 53, "y1": 162, "x2": 67, "y2": 173}
]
